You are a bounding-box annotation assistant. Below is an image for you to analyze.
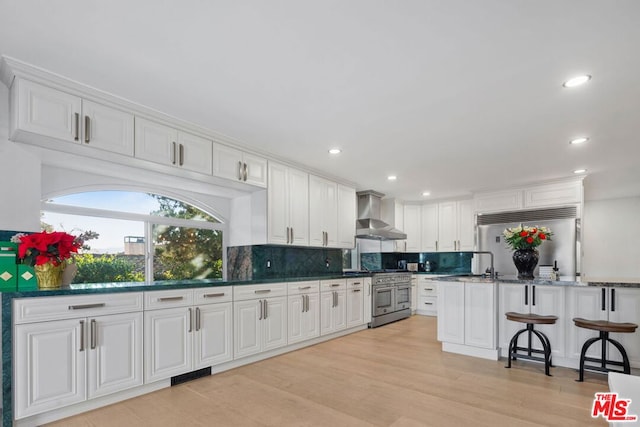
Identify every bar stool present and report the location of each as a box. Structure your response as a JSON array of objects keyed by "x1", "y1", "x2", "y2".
[
  {"x1": 573, "y1": 318, "x2": 638, "y2": 382},
  {"x1": 505, "y1": 312, "x2": 558, "y2": 376}
]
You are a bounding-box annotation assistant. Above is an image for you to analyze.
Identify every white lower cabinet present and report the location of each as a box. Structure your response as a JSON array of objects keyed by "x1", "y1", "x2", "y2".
[
  {"x1": 416, "y1": 277, "x2": 439, "y2": 316},
  {"x1": 234, "y1": 283, "x2": 288, "y2": 359},
  {"x1": 320, "y1": 279, "x2": 347, "y2": 335},
  {"x1": 346, "y1": 278, "x2": 365, "y2": 328},
  {"x1": 13, "y1": 293, "x2": 144, "y2": 419},
  {"x1": 498, "y1": 283, "x2": 565, "y2": 359},
  {"x1": 287, "y1": 281, "x2": 320, "y2": 344},
  {"x1": 144, "y1": 287, "x2": 233, "y2": 383},
  {"x1": 567, "y1": 286, "x2": 640, "y2": 368},
  {"x1": 437, "y1": 280, "x2": 496, "y2": 353}
]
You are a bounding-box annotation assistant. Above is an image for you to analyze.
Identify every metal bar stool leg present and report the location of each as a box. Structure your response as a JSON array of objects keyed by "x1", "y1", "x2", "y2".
[
  {"x1": 577, "y1": 336, "x2": 601, "y2": 382},
  {"x1": 531, "y1": 329, "x2": 552, "y2": 376},
  {"x1": 506, "y1": 328, "x2": 527, "y2": 369},
  {"x1": 607, "y1": 336, "x2": 632, "y2": 374}
]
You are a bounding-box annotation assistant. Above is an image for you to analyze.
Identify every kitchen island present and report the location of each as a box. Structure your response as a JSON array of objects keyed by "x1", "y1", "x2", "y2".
[
  {"x1": 434, "y1": 275, "x2": 640, "y2": 373},
  {"x1": 2, "y1": 273, "x2": 372, "y2": 427}
]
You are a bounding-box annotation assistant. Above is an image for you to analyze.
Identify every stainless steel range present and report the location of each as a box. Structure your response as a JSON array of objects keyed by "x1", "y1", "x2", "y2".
[{"x1": 370, "y1": 271, "x2": 413, "y2": 328}]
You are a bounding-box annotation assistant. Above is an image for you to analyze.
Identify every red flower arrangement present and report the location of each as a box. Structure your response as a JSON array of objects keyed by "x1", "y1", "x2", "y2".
[
  {"x1": 17, "y1": 231, "x2": 82, "y2": 266},
  {"x1": 503, "y1": 225, "x2": 553, "y2": 250}
]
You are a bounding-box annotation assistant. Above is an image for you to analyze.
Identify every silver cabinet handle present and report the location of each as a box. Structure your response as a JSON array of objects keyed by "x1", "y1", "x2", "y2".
[
  {"x1": 243, "y1": 162, "x2": 248, "y2": 181},
  {"x1": 425, "y1": 288, "x2": 433, "y2": 291},
  {"x1": 286, "y1": 227, "x2": 290, "y2": 244},
  {"x1": 179, "y1": 143, "x2": 184, "y2": 166},
  {"x1": 74, "y1": 112, "x2": 80, "y2": 141},
  {"x1": 425, "y1": 302, "x2": 434, "y2": 305},
  {"x1": 298, "y1": 286, "x2": 312, "y2": 290},
  {"x1": 301, "y1": 295, "x2": 305, "y2": 313},
  {"x1": 69, "y1": 303, "x2": 106, "y2": 310},
  {"x1": 435, "y1": 241, "x2": 438, "y2": 251},
  {"x1": 305, "y1": 294, "x2": 309, "y2": 312},
  {"x1": 171, "y1": 141, "x2": 177, "y2": 164},
  {"x1": 330, "y1": 283, "x2": 341, "y2": 288},
  {"x1": 79, "y1": 320, "x2": 85, "y2": 352},
  {"x1": 254, "y1": 289, "x2": 271, "y2": 294},
  {"x1": 264, "y1": 299, "x2": 268, "y2": 319},
  {"x1": 157, "y1": 296, "x2": 183, "y2": 302},
  {"x1": 84, "y1": 115, "x2": 90, "y2": 143},
  {"x1": 203, "y1": 292, "x2": 225, "y2": 298},
  {"x1": 333, "y1": 291, "x2": 337, "y2": 308},
  {"x1": 238, "y1": 161, "x2": 243, "y2": 180},
  {"x1": 353, "y1": 289, "x2": 361, "y2": 293},
  {"x1": 196, "y1": 307, "x2": 201, "y2": 331},
  {"x1": 258, "y1": 299, "x2": 263, "y2": 320},
  {"x1": 90, "y1": 319, "x2": 97, "y2": 349},
  {"x1": 188, "y1": 308, "x2": 193, "y2": 333},
  {"x1": 291, "y1": 227, "x2": 294, "y2": 243}
]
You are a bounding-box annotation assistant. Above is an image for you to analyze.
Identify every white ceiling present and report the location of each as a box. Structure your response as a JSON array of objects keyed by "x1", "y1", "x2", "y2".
[{"x1": 1, "y1": 0, "x2": 640, "y2": 202}]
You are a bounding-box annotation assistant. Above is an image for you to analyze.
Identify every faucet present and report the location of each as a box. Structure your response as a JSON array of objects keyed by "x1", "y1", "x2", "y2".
[{"x1": 471, "y1": 251, "x2": 495, "y2": 279}]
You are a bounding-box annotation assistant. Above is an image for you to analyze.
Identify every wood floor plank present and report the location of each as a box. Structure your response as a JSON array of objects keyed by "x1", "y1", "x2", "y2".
[{"x1": 45, "y1": 316, "x2": 609, "y2": 426}]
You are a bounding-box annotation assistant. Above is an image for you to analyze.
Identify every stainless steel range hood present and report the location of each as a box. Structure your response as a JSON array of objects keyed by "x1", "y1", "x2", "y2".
[{"x1": 356, "y1": 190, "x2": 407, "y2": 240}]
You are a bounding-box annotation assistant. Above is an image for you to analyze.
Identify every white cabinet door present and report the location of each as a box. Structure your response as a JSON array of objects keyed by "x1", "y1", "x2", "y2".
[
  {"x1": 304, "y1": 292, "x2": 321, "y2": 339},
  {"x1": 309, "y1": 175, "x2": 337, "y2": 247},
  {"x1": 530, "y1": 285, "x2": 565, "y2": 359},
  {"x1": 497, "y1": 283, "x2": 528, "y2": 351},
  {"x1": 608, "y1": 288, "x2": 640, "y2": 367},
  {"x1": 82, "y1": 100, "x2": 134, "y2": 156},
  {"x1": 288, "y1": 167, "x2": 310, "y2": 246},
  {"x1": 403, "y1": 204, "x2": 421, "y2": 252},
  {"x1": 346, "y1": 280, "x2": 364, "y2": 328},
  {"x1": 457, "y1": 199, "x2": 475, "y2": 251},
  {"x1": 464, "y1": 282, "x2": 495, "y2": 349},
  {"x1": 144, "y1": 307, "x2": 193, "y2": 383},
  {"x1": 267, "y1": 163, "x2": 309, "y2": 245},
  {"x1": 135, "y1": 117, "x2": 178, "y2": 166},
  {"x1": 288, "y1": 294, "x2": 306, "y2": 344},
  {"x1": 263, "y1": 296, "x2": 288, "y2": 351},
  {"x1": 437, "y1": 201, "x2": 457, "y2": 252},
  {"x1": 337, "y1": 185, "x2": 356, "y2": 248},
  {"x1": 566, "y1": 287, "x2": 607, "y2": 361},
  {"x1": 243, "y1": 152, "x2": 268, "y2": 187},
  {"x1": 320, "y1": 291, "x2": 335, "y2": 335},
  {"x1": 212, "y1": 143, "x2": 243, "y2": 181},
  {"x1": 87, "y1": 312, "x2": 143, "y2": 399},
  {"x1": 195, "y1": 302, "x2": 233, "y2": 368},
  {"x1": 177, "y1": 130, "x2": 213, "y2": 174},
  {"x1": 421, "y1": 204, "x2": 438, "y2": 252},
  {"x1": 15, "y1": 79, "x2": 82, "y2": 143},
  {"x1": 234, "y1": 299, "x2": 262, "y2": 358},
  {"x1": 334, "y1": 290, "x2": 347, "y2": 331},
  {"x1": 14, "y1": 319, "x2": 86, "y2": 419},
  {"x1": 437, "y1": 282, "x2": 465, "y2": 344},
  {"x1": 363, "y1": 278, "x2": 372, "y2": 324}
]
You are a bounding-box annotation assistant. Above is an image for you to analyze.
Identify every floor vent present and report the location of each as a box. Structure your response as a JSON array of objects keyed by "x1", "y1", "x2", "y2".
[{"x1": 171, "y1": 367, "x2": 212, "y2": 386}]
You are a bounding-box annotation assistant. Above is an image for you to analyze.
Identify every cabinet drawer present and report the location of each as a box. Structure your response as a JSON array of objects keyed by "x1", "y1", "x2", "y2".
[
  {"x1": 144, "y1": 289, "x2": 194, "y2": 310},
  {"x1": 346, "y1": 278, "x2": 364, "y2": 290},
  {"x1": 234, "y1": 282, "x2": 287, "y2": 301},
  {"x1": 418, "y1": 296, "x2": 438, "y2": 313},
  {"x1": 287, "y1": 281, "x2": 320, "y2": 296},
  {"x1": 14, "y1": 292, "x2": 143, "y2": 324},
  {"x1": 320, "y1": 279, "x2": 346, "y2": 292},
  {"x1": 193, "y1": 286, "x2": 233, "y2": 304},
  {"x1": 419, "y1": 282, "x2": 439, "y2": 297}
]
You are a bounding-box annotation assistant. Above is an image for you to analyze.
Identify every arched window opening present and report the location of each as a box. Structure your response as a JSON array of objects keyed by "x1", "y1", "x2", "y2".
[{"x1": 41, "y1": 191, "x2": 225, "y2": 284}]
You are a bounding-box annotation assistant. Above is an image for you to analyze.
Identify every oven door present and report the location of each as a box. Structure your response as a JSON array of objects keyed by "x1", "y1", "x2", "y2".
[
  {"x1": 373, "y1": 285, "x2": 395, "y2": 317},
  {"x1": 395, "y1": 284, "x2": 411, "y2": 311}
]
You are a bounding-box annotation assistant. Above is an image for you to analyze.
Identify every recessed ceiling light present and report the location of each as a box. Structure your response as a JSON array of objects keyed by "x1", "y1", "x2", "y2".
[
  {"x1": 422, "y1": 191, "x2": 431, "y2": 196},
  {"x1": 328, "y1": 148, "x2": 341, "y2": 155},
  {"x1": 573, "y1": 169, "x2": 587, "y2": 174},
  {"x1": 563, "y1": 75, "x2": 591, "y2": 88},
  {"x1": 570, "y1": 137, "x2": 589, "y2": 145},
  {"x1": 387, "y1": 175, "x2": 397, "y2": 181}
]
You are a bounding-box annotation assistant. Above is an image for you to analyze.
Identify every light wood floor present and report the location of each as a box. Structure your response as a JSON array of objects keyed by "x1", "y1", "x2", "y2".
[{"x1": 47, "y1": 316, "x2": 609, "y2": 426}]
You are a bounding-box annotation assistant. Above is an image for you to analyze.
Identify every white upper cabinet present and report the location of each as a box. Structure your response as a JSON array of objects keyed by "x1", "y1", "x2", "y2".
[
  {"x1": 337, "y1": 184, "x2": 356, "y2": 248},
  {"x1": 420, "y1": 204, "x2": 438, "y2": 252},
  {"x1": 438, "y1": 199, "x2": 474, "y2": 252},
  {"x1": 135, "y1": 117, "x2": 213, "y2": 174},
  {"x1": 474, "y1": 179, "x2": 583, "y2": 213},
  {"x1": 309, "y1": 175, "x2": 338, "y2": 247},
  {"x1": 13, "y1": 79, "x2": 134, "y2": 155},
  {"x1": 403, "y1": 204, "x2": 421, "y2": 252},
  {"x1": 268, "y1": 162, "x2": 309, "y2": 245},
  {"x1": 212, "y1": 143, "x2": 267, "y2": 187}
]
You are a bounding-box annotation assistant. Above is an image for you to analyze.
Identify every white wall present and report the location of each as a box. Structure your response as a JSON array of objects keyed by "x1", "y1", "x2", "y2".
[
  {"x1": 582, "y1": 196, "x2": 640, "y2": 282},
  {"x1": 0, "y1": 84, "x2": 41, "y2": 232}
]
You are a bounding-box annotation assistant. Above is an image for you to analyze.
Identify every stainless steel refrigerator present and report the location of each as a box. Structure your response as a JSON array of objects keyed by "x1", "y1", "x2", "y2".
[{"x1": 476, "y1": 208, "x2": 579, "y2": 280}]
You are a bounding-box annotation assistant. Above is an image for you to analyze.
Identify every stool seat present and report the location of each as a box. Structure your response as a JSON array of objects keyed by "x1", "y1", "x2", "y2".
[
  {"x1": 506, "y1": 312, "x2": 558, "y2": 325},
  {"x1": 573, "y1": 318, "x2": 638, "y2": 333}
]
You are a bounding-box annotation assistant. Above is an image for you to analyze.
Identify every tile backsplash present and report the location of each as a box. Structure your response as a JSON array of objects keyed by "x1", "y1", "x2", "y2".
[
  {"x1": 227, "y1": 245, "x2": 343, "y2": 280},
  {"x1": 361, "y1": 251, "x2": 473, "y2": 274}
]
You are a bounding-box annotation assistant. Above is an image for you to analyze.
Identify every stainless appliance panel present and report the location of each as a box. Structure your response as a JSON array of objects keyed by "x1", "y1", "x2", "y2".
[
  {"x1": 477, "y1": 218, "x2": 577, "y2": 279},
  {"x1": 395, "y1": 284, "x2": 411, "y2": 310},
  {"x1": 373, "y1": 286, "x2": 395, "y2": 316}
]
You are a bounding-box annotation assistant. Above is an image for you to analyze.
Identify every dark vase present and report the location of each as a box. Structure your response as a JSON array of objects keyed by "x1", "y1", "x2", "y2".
[{"x1": 512, "y1": 249, "x2": 539, "y2": 280}]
